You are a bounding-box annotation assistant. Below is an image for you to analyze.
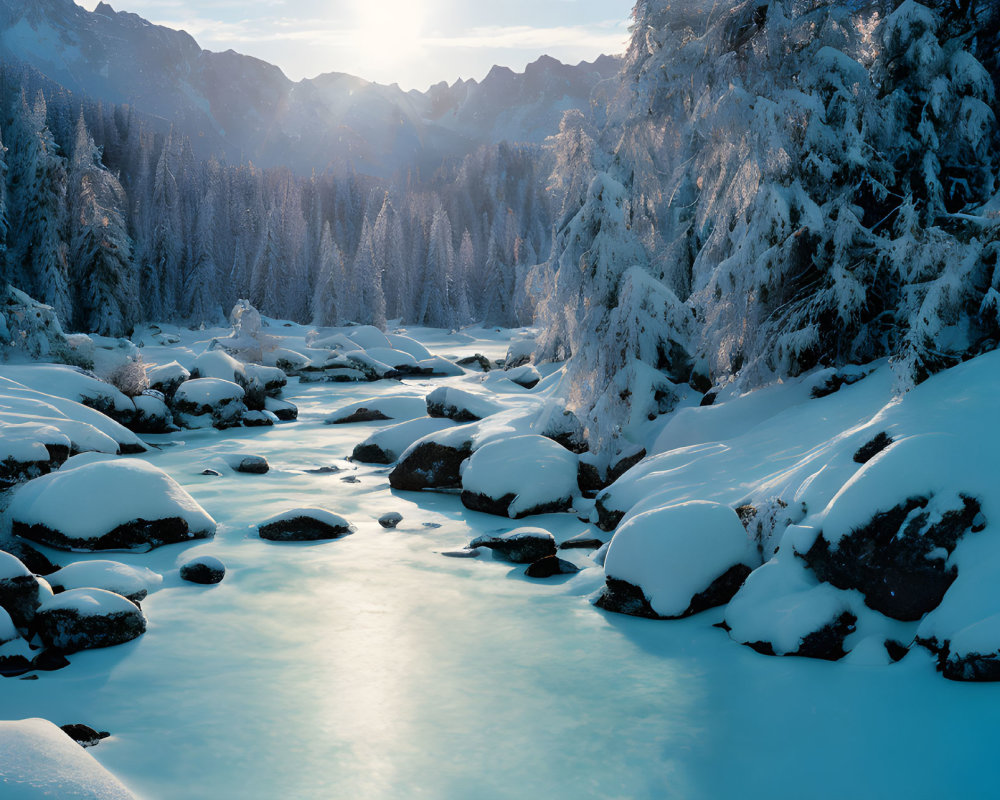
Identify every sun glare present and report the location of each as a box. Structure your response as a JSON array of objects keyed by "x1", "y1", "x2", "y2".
[{"x1": 352, "y1": 0, "x2": 427, "y2": 69}]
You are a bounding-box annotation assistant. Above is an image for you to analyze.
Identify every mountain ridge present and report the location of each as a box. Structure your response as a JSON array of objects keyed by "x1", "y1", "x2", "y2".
[{"x1": 0, "y1": 0, "x2": 621, "y2": 175}]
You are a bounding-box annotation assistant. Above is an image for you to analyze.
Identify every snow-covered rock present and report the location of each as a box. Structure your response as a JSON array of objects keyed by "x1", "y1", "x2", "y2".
[
  {"x1": 388, "y1": 425, "x2": 476, "y2": 491},
  {"x1": 596, "y1": 501, "x2": 757, "y2": 619},
  {"x1": 9, "y1": 458, "x2": 217, "y2": 551},
  {"x1": 35, "y1": 588, "x2": 146, "y2": 652},
  {"x1": 190, "y1": 349, "x2": 247, "y2": 386},
  {"x1": 179, "y1": 556, "x2": 226, "y2": 585},
  {"x1": 172, "y1": 378, "x2": 247, "y2": 429},
  {"x1": 426, "y1": 386, "x2": 503, "y2": 422},
  {"x1": 146, "y1": 361, "x2": 190, "y2": 399},
  {"x1": 504, "y1": 336, "x2": 534, "y2": 369},
  {"x1": 504, "y1": 364, "x2": 541, "y2": 389},
  {"x1": 326, "y1": 395, "x2": 427, "y2": 425},
  {"x1": 264, "y1": 397, "x2": 298, "y2": 421},
  {"x1": 725, "y1": 557, "x2": 858, "y2": 661},
  {"x1": 0, "y1": 422, "x2": 71, "y2": 490},
  {"x1": 257, "y1": 508, "x2": 353, "y2": 542},
  {"x1": 244, "y1": 363, "x2": 287, "y2": 395},
  {"x1": 469, "y1": 528, "x2": 557, "y2": 563},
  {"x1": 378, "y1": 512, "x2": 403, "y2": 529},
  {"x1": 352, "y1": 418, "x2": 457, "y2": 464},
  {"x1": 455, "y1": 353, "x2": 492, "y2": 372},
  {"x1": 525, "y1": 555, "x2": 580, "y2": 578},
  {"x1": 385, "y1": 333, "x2": 432, "y2": 361},
  {"x1": 47, "y1": 561, "x2": 163, "y2": 603},
  {"x1": 223, "y1": 454, "x2": 269, "y2": 474},
  {"x1": 131, "y1": 392, "x2": 175, "y2": 434},
  {"x1": 460, "y1": 434, "x2": 578, "y2": 518},
  {"x1": 0, "y1": 718, "x2": 139, "y2": 799},
  {"x1": 416, "y1": 356, "x2": 465, "y2": 377}
]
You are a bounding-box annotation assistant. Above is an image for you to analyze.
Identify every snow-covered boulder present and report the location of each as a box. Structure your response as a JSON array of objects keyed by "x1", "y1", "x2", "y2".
[
  {"x1": 257, "y1": 508, "x2": 353, "y2": 542},
  {"x1": 525, "y1": 555, "x2": 580, "y2": 578},
  {"x1": 180, "y1": 555, "x2": 226, "y2": 585},
  {"x1": 59, "y1": 724, "x2": 110, "y2": 749},
  {"x1": 470, "y1": 528, "x2": 557, "y2": 563},
  {"x1": 243, "y1": 410, "x2": 276, "y2": 427},
  {"x1": 345, "y1": 325, "x2": 392, "y2": 350},
  {"x1": 0, "y1": 551, "x2": 44, "y2": 629},
  {"x1": 725, "y1": 557, "x2": 858, "y2": 661},
  {"x1": 35, "y1": 588, "x2": 146, "y2": 652},
  {"x1": 417, "y1": 356, "x2": 464, "y2": 377},
  {"x1": 352, "y1": 418, "x2": 456, "y2": 464},
  {"x1": 504, "y1": 364, "x2": 541, "y2": 389},
  {"x1": 223, "y1": 454, "x2": 269, "y2": 474},
  {"x1": 190, "y1": 349, "x2": 247, "y2": 386},
  {"x1": 456, "y1": 354, "x2": 492, "y2": 372},
  {"x1": 265, "y1": 397, "x2": 298, "y2": 421},
  {"x1": 2, "y1": 540, "x2": 58, "y2": 576},
  {"x1": 47, "y1": 561, "x2": 162, "y2": 604},
  {"x1": 426, "y1": 387, "x2": 503, "y2": 422},
  {"x1": 0, "y1": 286, "x2": 84, "y2": 365},
  {"x1": 595, "y1": 501, "x2": 757, "y2": 619},
  {"x1": 799, "y1": 436, "x2": 983, "y2": 621},
  {"x1": 326, "y1": 395, "x2": 427, "y2": 425},
  {"x1": 9, "y1": 458, "x2": 217, "y2": 551},
  {"x1": 131, "y1": 392, "x2": 175, "y2": 434},
  {"x1": 172, "y1": 378, "x2": 247, "y2": 429},
  {"x1": 389, "y1": 425, "x2": 475, "y2": 491},
  {"x1": 0, "y1": 423, "x2": 71, "y2": 491},
  {"x1": 460, "y1": 435, "x2": 578, "y2": 518},
  {"x1": 504, "y1": 336, "x2": 534, "y2": 369},
  {"x1": 265, "y1": 347, "x2": 309, "y2": 373},
  {"x1": 378, "y1": 512, "x2": 403, "y2": 529},
  {"x1": 146, "y1": 361, "x2": 190, "y2": 399},
  {"x1": 0, "y1": 718, "x2": 139, "y2": 799},
  {"x1": 244, "y1": 363, "x2": 287, "y2": 395}
]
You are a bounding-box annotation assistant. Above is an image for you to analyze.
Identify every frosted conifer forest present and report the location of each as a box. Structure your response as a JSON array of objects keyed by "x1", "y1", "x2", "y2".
[{"x1": 1, "y1": 0, "x2": 1000, "y2": 797}]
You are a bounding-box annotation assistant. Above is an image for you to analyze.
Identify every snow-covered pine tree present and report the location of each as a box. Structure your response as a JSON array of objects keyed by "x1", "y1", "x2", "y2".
[{"x1": 311, "y1": 221, "x2": 342, "y2": 327}]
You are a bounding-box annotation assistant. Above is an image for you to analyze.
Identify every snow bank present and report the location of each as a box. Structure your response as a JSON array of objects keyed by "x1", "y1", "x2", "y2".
[{"x1": 0, "y1": 718, "x2": 139, "y2": 799}]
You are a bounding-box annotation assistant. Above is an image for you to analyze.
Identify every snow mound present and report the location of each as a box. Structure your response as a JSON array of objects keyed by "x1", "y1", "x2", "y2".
[
  {"x1": 146, "y1": 361, "x2": 190, "y2": 397},
  {"x1": 352, "y1": 417, "x2": 457, "y2": 464},
  {"x1": 460, "y1": 434, "x2": 578, "y2": 518},
  {"x1": 470, "y1": 528, "x2": 557, "y2": 563},
  {"x1": 9, "y1": 459, "x2": 216, "y2": 551},
  {"x1": 173, "y1": 378, "x2": 247, "y2": 429},
  {"x1": 326, "y1": 395, "x2": 427, "y2": 425},
  {"x1": 0, "y1": 718, "x2": 139, "y2": 799},
  {"x1": 598, "y1": 501, "x2": 757, "y2": 619},
  {"x1": 48, "y1": 561, "x2": 163, "y2": 603},
  {"x1": 35, "y1": 588, "x2": 146, "y2": 652},
  {"x1": 426, "y1": 386, "x2": 503, "y2": 421},
  {"x1": 1, "y1": 365, "x2": 135, "y2": 424},
  {"x1": 258, "y1": 508, "x2": 353, "y2": 542},
  {"x1": 190, "y1": 349, "x2": 247, "y2": 385}
]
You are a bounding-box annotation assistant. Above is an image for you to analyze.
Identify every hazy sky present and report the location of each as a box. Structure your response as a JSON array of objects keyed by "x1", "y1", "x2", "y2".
[{"x1": 77, "y1": 0, "x2": 634, "y2": 90}]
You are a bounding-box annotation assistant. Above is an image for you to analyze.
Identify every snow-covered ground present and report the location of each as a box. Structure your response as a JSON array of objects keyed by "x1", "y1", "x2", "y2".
[{"x1": 2, "y1": 321, "x2": 1000, "y2": 798}]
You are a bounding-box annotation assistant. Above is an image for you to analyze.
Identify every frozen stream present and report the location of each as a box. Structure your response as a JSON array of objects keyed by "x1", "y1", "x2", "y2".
[{"x1": 3, "y1": 330, "x2": 1000, "y2": 799}]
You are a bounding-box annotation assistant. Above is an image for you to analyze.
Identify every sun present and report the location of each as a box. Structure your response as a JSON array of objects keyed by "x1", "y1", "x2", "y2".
[{"x1": 352, "y1": 0, "x2": 427, "y2": 70}]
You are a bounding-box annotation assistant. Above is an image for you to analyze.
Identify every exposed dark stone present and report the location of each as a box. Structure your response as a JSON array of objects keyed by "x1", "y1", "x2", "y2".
[
  {"x1": 558, "y1": 535, "x2": 605, "y2": 550},
  {"x1": 0, "y1": 653, "x2": 33, "y2": 677},
  {"x1": 699, "y1": 391, "x2": 717, "y2": 407},
  {"x1": 60, "y1": 724, "x2": 110, "y2": 748},
  {"x1": 594, "y1": 578, "x2": 659, "y2": 618},
  {"x1": 0, "y1": 574, "x2": 43, "y2": 629},
  {"x1": 800, "y1": 494, "x2": 981, "y2": 621},
  {"x1": 267, "y1": 401, "x2": 298, "y2": 421},
  {"x1": 943, "y1": 651, "x2": 1000, "y2": 682},
  {"x1": 378, "y1": 512, "x2": 403, "y2": 529},
  {"x1": 811, "y1": 371, "x2": 865, "y2": 399},
  {"x1": 258, "y1": 516, "x2": 351, "y2": 542},
  {"x1": 607, "y1": 449, "x2": 646, "y2": 485},
  {"x1": 596, "y1": 564, "x2": 751, "y2": 620},
  {"x1": 388, "y1": 440, "x2": 472, "y2": 491},
  {"x1": 508, "y1": 373, "x2": 539, "y2": 390},
  {"x1": 735, "y1": 505, "x2": 757, "y2": 528},
  {"x1": 524, "y1": 556, "x2": 580, "y2": 578},
  {"x1": 853, "y1": 432, "x2": 893, "y2": 464},
  {"x1": 885, "y1": 640, "x2": 910, "y2": 663},
  {"x1": 201, "y1": 469, "x2": 222, "y2": 477},
  {"x1": 232, "y1": 455, "x2": 269, "y2": 474},
  {"x1": 460, "y1": 490, "x2": 572, "y2": 519},
  {"x1": 441, "y1": 548, "x2": 481, "y2": 558},
  {"x1": 14, "y1": 516, "x2": 212, "y2": 553},
  {"x1": 594, "y1": 495, "x2": 625, "y2": 532},
  {"x1": 426, "y1": 400, "x2": 482, "y2": 423},
  {"x1": 118, "y1": 443, "x2": 148, "y2": 456},
  {"x1": 328, "y1": 408, "x2": 392, "y2": 425},
  {"x1": 35, "y1": 604, "x2": 146, "y2": 653},
  {"x1": 469, "y1": 531, "x2": 556, "y2": 563},
  {"x1": 2, "y1": 542, "x2": 58, "y2": 576},
  {"x1": 179, "y1": 558, "x2": 225, "y2": 585},
  {"x1": 577, "y1": 461, "x2": 604, "y2": 495},
  {"x1": 456, "y1": 354, "x2": 492, "y2": 372},
  {"x1": 794, "y1": 612, "x2": 857, "y2": 661},
  {"x1": 304, "y1": 466, "x2": 341, "y2": 474},
  {"x1": 686, "y1": 564, "x2": 752, "y2": 616},
  {"x1": 352, "y1": 443, "x2": 394, "y2": 465},
  {"x1": 31, "y1": 649, "x2": 71, "y2": 672},
  {"x1": 746, "y1": 640, "x2": 777, "y2": 656},
  {"x1": 340, "y1": 475, "x2": 360, "y2": 484},
  {"x1": 242, "y1": 411, "x2": 275, "y2": 428}
]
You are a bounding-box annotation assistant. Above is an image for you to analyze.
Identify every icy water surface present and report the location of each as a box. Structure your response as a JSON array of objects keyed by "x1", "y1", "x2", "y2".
[{"x1": 3, "y1": 373, "x2": 999, "y2": 799}]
